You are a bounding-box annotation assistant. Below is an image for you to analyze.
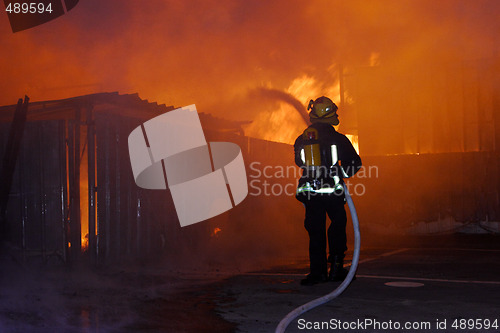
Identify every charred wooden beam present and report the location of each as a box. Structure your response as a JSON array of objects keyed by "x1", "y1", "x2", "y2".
[{"x1": 0, "y1": 96, "x2": 29, "y2": 241}]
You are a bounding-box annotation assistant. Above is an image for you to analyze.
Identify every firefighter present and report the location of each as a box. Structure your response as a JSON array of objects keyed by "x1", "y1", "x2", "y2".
[{"x1": 294, "y1": 96, "x2": 362, "y2": 286}]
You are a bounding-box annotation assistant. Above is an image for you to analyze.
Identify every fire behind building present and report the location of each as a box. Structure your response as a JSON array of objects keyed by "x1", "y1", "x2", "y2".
[
  {"x1": 0, "y1": 92, "x2": 306, "y2": 268},
  {"x1": 0, "y1": 56, "x2": 499, "y2": 268}
]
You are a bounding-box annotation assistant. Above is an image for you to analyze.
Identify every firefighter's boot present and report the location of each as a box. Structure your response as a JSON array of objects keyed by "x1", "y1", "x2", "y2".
[
  {"x1": 329, "y1": 255, "x2": 352, "y2": 282},
  {"x1": 301, "y1": 273, "x2": 328, "y2": 286}
]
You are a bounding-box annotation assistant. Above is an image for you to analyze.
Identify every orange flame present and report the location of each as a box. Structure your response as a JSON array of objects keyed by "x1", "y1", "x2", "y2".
[
  {"x1": 211, "y1": 227, "x2": 222, "y2": 237},
  {"x1": 245, "y1": 74, "x2": 343, "y2": 145}
]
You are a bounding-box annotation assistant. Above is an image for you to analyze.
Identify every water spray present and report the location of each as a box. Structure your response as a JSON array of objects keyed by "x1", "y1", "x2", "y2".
[{"x1": 275, "y1": 183, "x2": 360, "y2": 333}]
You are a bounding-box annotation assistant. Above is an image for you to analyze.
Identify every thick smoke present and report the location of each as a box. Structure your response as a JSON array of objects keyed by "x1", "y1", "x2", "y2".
[{"x1": 0, "y1": 0, "x2": 498, "y2": 132}]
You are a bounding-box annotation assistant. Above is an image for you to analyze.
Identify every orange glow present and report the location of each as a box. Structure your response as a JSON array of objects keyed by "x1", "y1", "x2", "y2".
[
  {"x1": 80, "y1": 142, "x2": 89, "y2": 251},
  {"x1": 244, "y1": 103, "x2": 304, "y2": 144},
  {"x1": 245, "y1": 74, "x2": 342, "y2": 144},
  {"x1": 81, "y1": 234, "x2": 89, "y2": 252},
  {"x1": 211, "y1": 227, "x2": 222, "y2": 237},
  {"x1": 287, "y1": 75, "x2": 340, "y2": 107},
  {"x1": 78, "y1": 133, "x2": 97, "y2": 252},
  {"x1": 346, "y1": 134, "x2": 360, "y2": 155},
  {"x1": 0, "y1": 1, "x2": 497, "y2": 154}
]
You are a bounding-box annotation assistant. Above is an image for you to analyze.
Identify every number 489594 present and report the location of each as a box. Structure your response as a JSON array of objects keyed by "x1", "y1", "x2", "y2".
[
  {"x1": 6, "y1": 2, "x2": 53, "y2": 14},
  {"x1": 452, "y1": 318, "x2": 498, "y2": 330}
]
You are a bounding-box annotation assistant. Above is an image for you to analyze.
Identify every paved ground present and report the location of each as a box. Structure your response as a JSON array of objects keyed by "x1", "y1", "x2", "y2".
[
  {"x1": 1, "y1": 235, "x2": 500, "y2": 332},
  {"x1": 216, "y1": 245, "x2": 500, "y2": 333}
]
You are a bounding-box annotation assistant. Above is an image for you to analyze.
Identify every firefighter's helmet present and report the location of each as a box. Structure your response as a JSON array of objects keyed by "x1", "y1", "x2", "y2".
[{"x1": 307, "y1": 96, "x2": 338, "y2": 124}]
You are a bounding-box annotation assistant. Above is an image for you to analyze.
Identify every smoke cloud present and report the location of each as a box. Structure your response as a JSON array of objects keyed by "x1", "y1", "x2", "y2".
[{"x1": 0, "y1": 0, "x2": 498, "y2": 143}]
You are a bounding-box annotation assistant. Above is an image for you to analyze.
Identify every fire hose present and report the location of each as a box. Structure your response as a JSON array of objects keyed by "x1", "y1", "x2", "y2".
[{"x1": 275, "y1": 183, "x2": 361, "y2": 333}]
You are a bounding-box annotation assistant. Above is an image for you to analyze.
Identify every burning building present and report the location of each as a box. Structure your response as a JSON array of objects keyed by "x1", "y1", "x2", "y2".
[
  {"x1": 1, "y1": 51, "x2": 500, "y2": 269},
  {"x1": 347, "y1": 57, "x2": 500, "y2": 234},
  {"x1": 0, "y1": 92, "x2": 306, "y2": 268}
]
